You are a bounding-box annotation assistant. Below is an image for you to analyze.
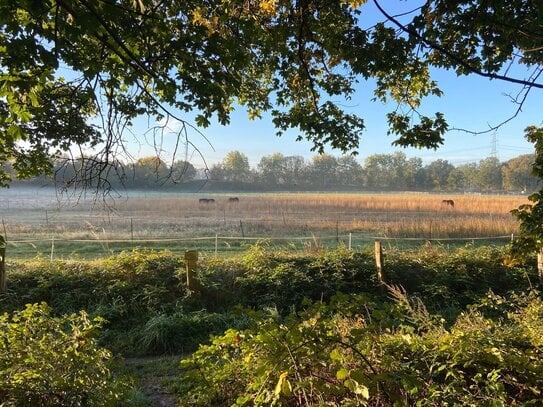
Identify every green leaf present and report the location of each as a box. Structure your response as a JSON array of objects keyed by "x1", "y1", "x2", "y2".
[
  {"x1": 344, "y1": 379, "x2": 369, "y2": 398},
  {"x1": 336, "y1": 368, "x2": 350, "y2": 381},
  {"x1": 330, "y1": 348, "x2": 343, "y2": 361}
]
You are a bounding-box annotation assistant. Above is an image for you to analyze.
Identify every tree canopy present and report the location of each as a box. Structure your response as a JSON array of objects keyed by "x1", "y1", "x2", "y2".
[{"x1": 1, "y1": 0, "x2": 542, "y2": 187}]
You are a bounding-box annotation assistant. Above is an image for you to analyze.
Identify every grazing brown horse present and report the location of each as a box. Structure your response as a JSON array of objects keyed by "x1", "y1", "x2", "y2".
[
  {"x1": 441, "y1": 199, "x2": 455, "y2": 207},
  {"x1": 228, "y1": 197, "x2": 239, "y2": 203}
]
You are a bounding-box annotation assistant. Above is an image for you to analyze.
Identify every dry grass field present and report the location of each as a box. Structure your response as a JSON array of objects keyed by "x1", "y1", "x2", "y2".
[
  {"x1": 0, "y1": 188, "x2": 529, "y2": 258},
  {"x1": 107, "y1": 192, "x2": 527, "y2": 239}
]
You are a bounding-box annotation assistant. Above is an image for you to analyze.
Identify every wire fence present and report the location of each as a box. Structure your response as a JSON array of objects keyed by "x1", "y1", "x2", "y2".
[
  {"x1": 0, "y1": 188, "x2": 522, "y2": 260},
  {"x1": 3, "y1": 232, "x2": 516, "y2": 261}
]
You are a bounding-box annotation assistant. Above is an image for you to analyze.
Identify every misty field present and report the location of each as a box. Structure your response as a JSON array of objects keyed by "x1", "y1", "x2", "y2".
[{"x1": 0, "y1": 188, "x2": 529, "y2": 258}]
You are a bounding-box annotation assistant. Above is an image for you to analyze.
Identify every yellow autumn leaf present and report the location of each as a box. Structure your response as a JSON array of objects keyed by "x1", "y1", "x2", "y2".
[
  {"x1": 191, "y1": 7, "x2": 204, "y2": 25},
  {"x1": 340, "y1": 0, "x2": 366, "y2": 8},
  {"x1": 260, "y1": 0, "x2": 277, "y2": 14},
  {"x1": 275, "y1": 371, "x2": 292, "y2": 396}
]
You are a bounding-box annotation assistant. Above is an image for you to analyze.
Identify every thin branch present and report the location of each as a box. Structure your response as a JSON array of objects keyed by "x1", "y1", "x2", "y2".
[
  {"x1": 452, "y1": 67, "x2": 543, "y2": 135},
  {"x1": 372, "y1": 0, "x2": 543, "y2": 90},
  {"x1": 134, "y1": 78, "x2": 215, "y2": 153}
]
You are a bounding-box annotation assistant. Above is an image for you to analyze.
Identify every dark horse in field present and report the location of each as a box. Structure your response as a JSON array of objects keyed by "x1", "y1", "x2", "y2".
[
  {"x1": 199, "y1": 198, "x2": 215, "y2": 204},
  {"x1": 441, "y1": 199, "x2": 455, "y2": 207},
  {"x1": 228, "y1": 197, "x2": 239, "y2": 203}
]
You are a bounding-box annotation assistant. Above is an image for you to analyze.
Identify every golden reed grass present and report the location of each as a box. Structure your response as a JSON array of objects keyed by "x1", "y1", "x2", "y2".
[
  {"x1": 109, "y1": 193, "x2": 528, "y2": 239},
  {"x1": 2, "y1": 192, "x2": 529, "y2": 240}
]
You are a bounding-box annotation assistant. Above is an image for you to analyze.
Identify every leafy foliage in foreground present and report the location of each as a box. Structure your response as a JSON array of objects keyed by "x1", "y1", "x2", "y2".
[
  {"x1": 0, "y1": 303, "x2": 130, "y2": 406},
  {"x1": 0, "y1": 245, "x2": 535, "y2": 356},
  {"x1": 0, "y1": 245, "x2": 541, "y2": 404},
  {"x1": 178, "y1": 290, "x2": 543, "y2": 406},
  {"x1": 1, "y1": 250, "x2": 251, "y2": 355}
]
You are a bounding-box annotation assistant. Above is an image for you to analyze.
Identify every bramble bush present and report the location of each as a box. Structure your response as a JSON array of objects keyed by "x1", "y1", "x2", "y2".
[
  {"x1": 0, "y1": 245, "x2": 541, "y2": 404},
  {"x1": 0, "y1": 245, "x2": 536, "y2": 356},
  {"x1": 177, "y1": 289, "x2": 543, "y2": 406},
  {"x1": 3, "y1": 245, "x2": 533, "y2": 317},
  {"x1": 0, "y1": 303, "x2": 130, "y2": 406}
]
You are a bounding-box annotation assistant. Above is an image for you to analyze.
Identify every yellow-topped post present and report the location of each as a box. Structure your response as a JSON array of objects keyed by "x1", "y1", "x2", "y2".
[
  {"x1": 375, "y1": 240, "x2": 384, "y2": 285},
  {"x1": 184, "y1": 250, "x2": 200, "y2": 293}
]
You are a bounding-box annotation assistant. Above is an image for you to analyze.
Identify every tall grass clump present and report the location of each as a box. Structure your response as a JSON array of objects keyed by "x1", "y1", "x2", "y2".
[{"x1": 138, "y1": 310, "x2": 252, "y2": 355}]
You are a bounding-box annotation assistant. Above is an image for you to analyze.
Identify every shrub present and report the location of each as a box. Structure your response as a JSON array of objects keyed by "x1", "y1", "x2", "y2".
[
  {"x1": 1, "y1": 245, "x2": 536, "y2": 359},
  {"x1": 0, "y1": 303, "x2": 129, "y2": 406},
  {"x1": 233, "y1": 245, "x2": 377, "y2": 311},
  {"x1": 177, "y1": 290, "x2": 543, "y2": 406},
  {"x1": 386, "y1": 244, "x2": 534, "y2": 310}
]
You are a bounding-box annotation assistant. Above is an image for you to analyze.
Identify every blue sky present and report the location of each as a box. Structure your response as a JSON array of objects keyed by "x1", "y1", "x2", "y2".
[
  {"x1": 124, "y1": 2, "x2": 540, "y2": 169},
  {"x1": 134, "y1": 68, "x2": 539, "y2": 170}
]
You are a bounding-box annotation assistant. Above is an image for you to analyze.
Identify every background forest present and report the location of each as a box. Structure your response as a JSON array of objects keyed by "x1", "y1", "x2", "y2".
[{"x1": 6, "y1": 151, "x2": 538, "y2": 193}]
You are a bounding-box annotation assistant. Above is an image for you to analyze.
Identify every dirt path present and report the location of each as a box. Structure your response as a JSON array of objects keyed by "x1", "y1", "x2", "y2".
[
  {"x1": 138, "y1": 378, "x2": 177, "y2": 407},
  {"x1": 124, "y1": 356, "x2": 182, "y2": 406}
]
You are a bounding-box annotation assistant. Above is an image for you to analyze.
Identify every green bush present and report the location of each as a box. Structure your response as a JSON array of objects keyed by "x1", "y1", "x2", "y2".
[
  {"x1": 1, "y1": 250, "x2": 190, "y2": 355},
  {"x1": 177, "y1": 290, "x2": 543, "y2": 406},
  {"x1": 0, "y1": 303, "x2": 129, "y2": 406},
  {"x1": 231, "y1": 244, "x2": 377, "y2": 311},
  {"x1": 1, "y1": 250, "x2": 184, "y2": 317},
  {"x1": 386, "y1": 244, "x2": 534, "y2": 311},
  {"x1": 1, "y1": 245, "x2": 536, "y2": 358}
]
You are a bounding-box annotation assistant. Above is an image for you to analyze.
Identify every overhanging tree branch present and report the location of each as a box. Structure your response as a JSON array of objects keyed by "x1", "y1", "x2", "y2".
[{"x1": 372, "y1": 0, "x2": 543, "y2": 90}]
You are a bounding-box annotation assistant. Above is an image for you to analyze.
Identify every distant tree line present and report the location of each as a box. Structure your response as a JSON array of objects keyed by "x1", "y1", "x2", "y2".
[
  {"x1": 6, "y1": 151, "x2": 539, "y2": 193},
  {"x1": 207, "y1": 151, "x2": 539, "y2": 193}
]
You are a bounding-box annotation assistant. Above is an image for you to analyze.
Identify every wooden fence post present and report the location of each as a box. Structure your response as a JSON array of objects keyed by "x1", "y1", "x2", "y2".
[
  {"x1": 184, "y1": 250, "x2": 200, "y2": 293},
  {"x1": 538, "y1": 248, "x2": 543, "y2": 285},
  {"x1": 0, "y1": 245, "x2": 6, "y2": 293},
  {"x1": 375, "y1": 240, "x2": 384, "y2": 285}
]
